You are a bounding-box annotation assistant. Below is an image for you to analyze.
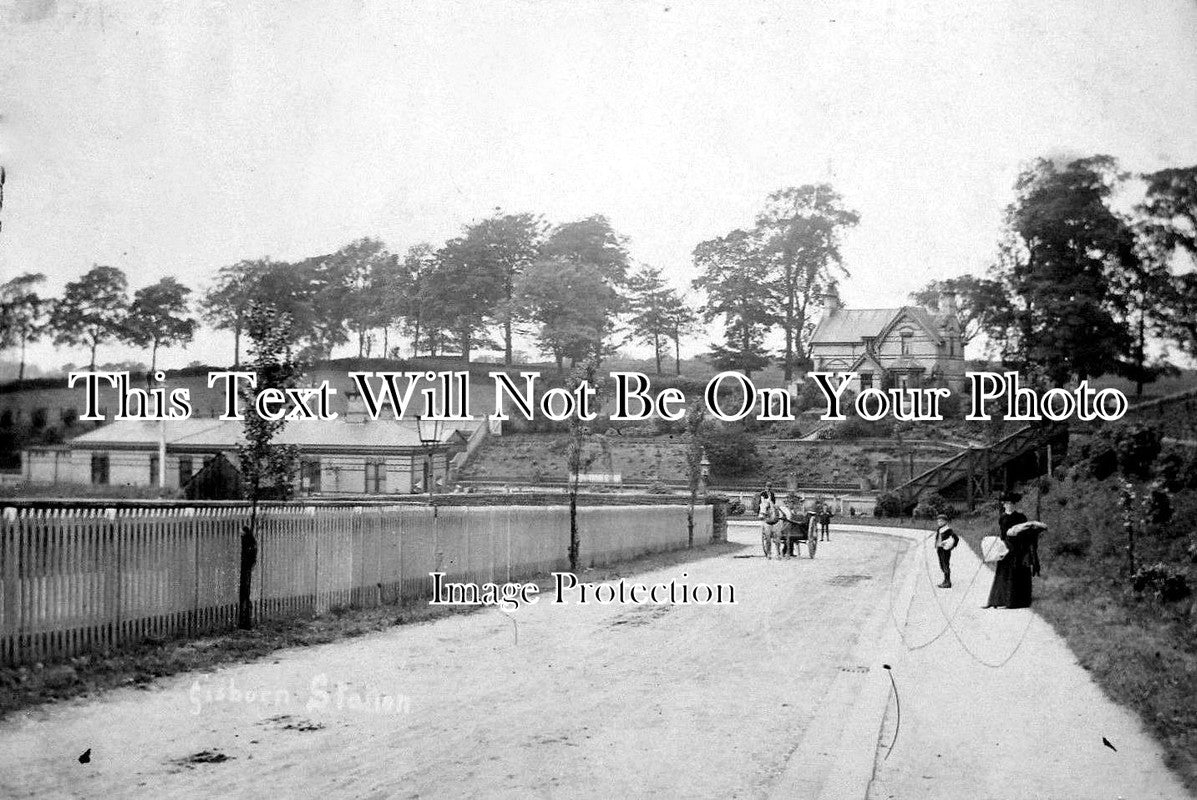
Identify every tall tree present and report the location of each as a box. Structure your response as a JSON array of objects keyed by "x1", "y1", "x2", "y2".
[
  {"x1": 516, "y1": 259, "x2": 622, "y2": 371},
  {"x1": 992, "y1": 156, "x2": 1133, "y2": 385},
  {"x1": 456, "y1": 213, "x2": 545, "y2": 364},
  {"x1": 663, "y1": 292, "x2": 698, "y2": 375},
  {"x1": 516, "y1": 216, "x2": 630, "y2": 370},
  {"x1": 397, "y1": 244, "x2": 441, "y2": 357},
  {"x1": 564, "y1": 357, "x2": 605, "y2": 573},
  {"x1": 50, "y1": 265, "x2": 130, "y2": 370},
  {"x1": 1137, "y1": 165, "x2": 1197, "y2": 360},
  {"x1": 0, "y1": 272, "x2": 48, "y2": 383},
  {"x1": 429, "y1": 234, "x2": 507, "y2": 363},
  {"x1": 910, "y1": 275, "x2": 1013, "y2": 346},
  {"x1": 692, "y1": 229, "x2": 776, "y2": 376},
  {"x1": 323, "y1": 237, "x2": 393, "y2": 358},
  {"x1": 626, "y1": 266, "x2": 684, "y2": 375},
  {"x1": 756, "y1": 184, "x2": 859, "y2": 381},
  {"x1": 540, "y1": 215, "x2": 631, "y2": 286},
  {"x1": 201, "y1": 259, "x2": 266, "y2": 368},
  {"x1": 236, "y1": 300, "x2": 303, "y2": 627},
  {"x1": 125, "y1": 277, "x2": 197, "y2": 376}
]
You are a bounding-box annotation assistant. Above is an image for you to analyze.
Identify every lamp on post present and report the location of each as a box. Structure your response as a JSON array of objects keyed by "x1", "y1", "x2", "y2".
[{"x1": 415, "y1": 415, "x2": 443, "y2": 503}]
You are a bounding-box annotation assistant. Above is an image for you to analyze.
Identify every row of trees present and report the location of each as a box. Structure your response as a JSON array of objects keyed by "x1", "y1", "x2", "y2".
[
  {"x1": 0, "y1": 268, "x2": 195, "y2": 380},
  {"x1": 4, "y1": 164, "x2": 1194, "y2": 387},
  {"x1": 912, "y1": 159, "x2": 1197, "y2": 394},
  {"x1": 0, "y1": 213, "x2": 702, "y2": 379},
  {"x1": 691, "y1": 184, "x2": 859, "y2": 380}
]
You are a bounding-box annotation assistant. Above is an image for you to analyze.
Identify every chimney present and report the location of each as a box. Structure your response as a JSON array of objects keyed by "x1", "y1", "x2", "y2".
[
  {"x1": 821, "y1": 288, "x2": 842, "y2": 316},
  {"x1": 345, "y1": 393, "x2": 368, "y2": 423}
]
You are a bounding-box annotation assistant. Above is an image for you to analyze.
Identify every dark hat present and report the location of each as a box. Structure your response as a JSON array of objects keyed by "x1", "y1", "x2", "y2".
[
  {"x1": 999, "y1": 491, "x2": 1022, "y2": 503},
  {"x1": 935, "y1": 513, "x2": 949, "y2": 520}
]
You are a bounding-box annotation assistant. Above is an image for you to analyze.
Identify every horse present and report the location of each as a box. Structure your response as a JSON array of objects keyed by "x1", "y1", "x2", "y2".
[
  {"x1": 758, "y1": 493, "x2": 788, "y2": 559},
  {"x1": 759, "y1": 493, "x2": 819, "y2": 559}
]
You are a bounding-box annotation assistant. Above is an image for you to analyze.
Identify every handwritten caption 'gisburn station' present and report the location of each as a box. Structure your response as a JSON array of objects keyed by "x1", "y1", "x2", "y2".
[{"x1": 67, "y1": 369, "x2": 1129, "y2": 424}]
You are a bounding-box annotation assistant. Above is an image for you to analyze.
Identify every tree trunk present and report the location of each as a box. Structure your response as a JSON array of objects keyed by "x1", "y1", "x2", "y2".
[
  {"x1": 674, "y1": 332, "x2": 681, "y2": 375},
  {"x1": 555, "y1": 352, "x2": 564, "y2": 374},
  {"x1": 460, "y1": 326, "x2": 471, "y2": 364},
  {"x1": 18, "y1": 335, "x2": 26, "y2": 383},
  {"x1": 1135, "y1": 310, "x2": 1146, "y2": 398},
  {"x1": 233, "y1": 325, "x2": 242, "y2": 369},
  {"x1": 504, "y1": 317, "x2": 513, "y2": 366},
  {"x1": 411, "y1": 319, "x2": 421, "y2": 358},
  {"x1": 653, "y1": 332, "x2": 662, "y2": 375},
  {"x1": 89, "y1": 340, "x2": 97, "y2": 371},
  {"x1": 359, "y1": 330, "x2": 366, "y2": 358},
  {"x1": 239, "y1": 511, "x2": 258, "y2": 630},
  {"x1": 383, "y1": 326, "x2": 389, "y2": 359},
  {"x1": 742, "y1": 315, "x2": 752, "y2": 377},
  {"x1": 783, "y1": 289, "x2": 795, "y2": 382},
  {"x1": 568, "y1": 467, "x2": 580, "y2": 573},
  {"x1": 147, "y1": 341, "x2": 158, "y2": 390}
]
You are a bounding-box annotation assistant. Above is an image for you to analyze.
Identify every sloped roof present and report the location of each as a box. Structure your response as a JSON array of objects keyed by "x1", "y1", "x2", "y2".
[
  {"x1": 68, "y1": 418, "x2": 476, "y2": 452},
  {"x1": 811, "y1": 305, "x2": 947, "y2": 346},
  {"x1": 878, "y1": 306, "x2": 945, "y2": 346},
  {"x1": 810, "y1": 308, "x2": 900, "y2": 344}
]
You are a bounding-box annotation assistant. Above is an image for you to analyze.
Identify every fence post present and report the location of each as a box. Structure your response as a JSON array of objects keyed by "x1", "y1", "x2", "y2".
[{"x1": 1, "y1": 509, "x2": 18, "y2": 665}]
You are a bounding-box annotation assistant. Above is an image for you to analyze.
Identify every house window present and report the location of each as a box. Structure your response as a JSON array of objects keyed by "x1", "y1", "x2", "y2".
[
  {"x1": 301, "y1": 458, "x2": 322, "y2": 494},
  {"x1": 900, "y1": 330, "x2": 913, "y2": 356},
  {"x1": 150, "y1": 455, "x2": 160, "y2": 486},
  {"x1": 61, "y1": 408, "x2": 78, "y2": 427},
  {"x1": 31, "y1": 408, "x2": 48, "y2": 430},
  {"x1": 859, "y1": 372, "x2": 873, "y2": 390},
  {"x1": 90, "y1": 454, "x2": 110, "y2": 485},
  {"x1": 365, "y1": 459, "x2": 387, "y2": 494},
  {"x1": 179, "y1": 457, "x2": 194, "y2": 487}
]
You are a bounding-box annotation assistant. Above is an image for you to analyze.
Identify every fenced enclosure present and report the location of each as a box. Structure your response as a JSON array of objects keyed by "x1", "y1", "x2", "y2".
[{"x1": 0, "y1": 503, "x2": 713, "y2": 667}]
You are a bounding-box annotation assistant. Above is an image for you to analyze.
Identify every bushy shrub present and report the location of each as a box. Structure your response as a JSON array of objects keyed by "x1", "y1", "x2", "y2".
[
  {"x1": 913, "y1": 492, "x2": 955, "y2": 520},
  {"x1": 936, "y1": 390, "x2": 964, "y2": 420},
  {"x1": 698, "y1": 423, "x2": 759, "y2": 477},
  {"x1": 652, "y1": 416, "x2": 681, "y2": 436},
  {"x1": 1144, "y1": 482, "x2": 1174, "y2": 529},
  {"x1": 1154, "y1": 448, "x2": 1197, "y2": 492},
  {"x1": 1107, "y1": 424, "x2": 1163, "y2": 480},
  {"x1": 764, "y1": 421, "x2": 805, "y2": 439},
  {"x1": 1051, "y1": 538, "x2": 1090, "y2": 558},
  {"x1": 874, "y1": 491, "x2": 904, "y2": 518},
  {"x1": 1131, "y1": 563, "x2": 1192, "y2": 604}
]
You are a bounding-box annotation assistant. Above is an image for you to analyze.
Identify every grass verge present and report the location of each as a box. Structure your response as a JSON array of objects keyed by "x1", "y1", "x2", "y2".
[{"x1": 949, "y1": 478, "x2": 1197, "y2": 795}]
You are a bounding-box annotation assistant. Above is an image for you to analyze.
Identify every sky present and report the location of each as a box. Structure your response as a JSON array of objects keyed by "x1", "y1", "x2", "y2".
[{"x1": 2, "y1": 0, "x2": 1196, "y2": 371}]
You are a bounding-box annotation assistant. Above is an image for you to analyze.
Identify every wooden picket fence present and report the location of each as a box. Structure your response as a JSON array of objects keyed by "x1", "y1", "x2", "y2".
[{"x1": 0, "y1": 503, "x2": 711, "y2": 667}]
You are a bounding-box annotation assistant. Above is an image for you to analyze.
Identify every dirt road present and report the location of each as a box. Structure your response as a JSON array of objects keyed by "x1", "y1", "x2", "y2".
[{"x1": 0, "y1": 526, "x2": 907, "y2": 799}]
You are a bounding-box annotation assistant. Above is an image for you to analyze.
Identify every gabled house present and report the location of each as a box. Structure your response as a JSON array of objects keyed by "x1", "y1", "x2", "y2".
[{"x1": 808, "y1": 289, "x2": 966, "y2": 392}]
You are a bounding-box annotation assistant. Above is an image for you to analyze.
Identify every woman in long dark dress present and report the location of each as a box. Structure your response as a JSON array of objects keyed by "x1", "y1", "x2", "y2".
[{"x1": 985, "y1": 492, "x2": 1040, "y2": 608}]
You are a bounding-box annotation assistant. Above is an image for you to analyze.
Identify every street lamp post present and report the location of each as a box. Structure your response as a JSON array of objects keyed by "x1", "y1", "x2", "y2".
[{"x1": 415, "y1": 415, "x2": 443, "y2": 504}]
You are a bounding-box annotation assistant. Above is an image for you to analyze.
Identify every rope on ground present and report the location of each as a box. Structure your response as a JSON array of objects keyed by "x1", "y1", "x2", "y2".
[{"x1": 884, "y1": 530, "x2": 1036, "y2": 669}]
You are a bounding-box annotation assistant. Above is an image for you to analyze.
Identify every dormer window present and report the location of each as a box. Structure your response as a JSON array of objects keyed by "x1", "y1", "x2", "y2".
[{"x1": 899, "y1": 328, "x2": 913, "y2": 356}]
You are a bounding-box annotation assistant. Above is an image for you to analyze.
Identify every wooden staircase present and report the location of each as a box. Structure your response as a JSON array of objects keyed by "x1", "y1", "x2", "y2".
[{"x1": 892, "y1": 422, "x2": 1069, "y2": 510}]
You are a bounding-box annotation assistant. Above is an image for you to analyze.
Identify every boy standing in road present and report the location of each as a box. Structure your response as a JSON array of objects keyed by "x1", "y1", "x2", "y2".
[{"x1": 935, "y1": 513, "x2": 958, "y2": 589}]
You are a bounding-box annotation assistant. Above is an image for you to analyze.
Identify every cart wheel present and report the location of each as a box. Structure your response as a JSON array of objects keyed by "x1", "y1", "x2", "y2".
[{"x1": 809, "y1": 536, "x2": 817, "y2": 558}]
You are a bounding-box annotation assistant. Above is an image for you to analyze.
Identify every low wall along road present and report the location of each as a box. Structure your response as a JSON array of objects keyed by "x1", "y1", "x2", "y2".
[{"x1": 0, "y1": 503, "x2": 715, "y2": 667}]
